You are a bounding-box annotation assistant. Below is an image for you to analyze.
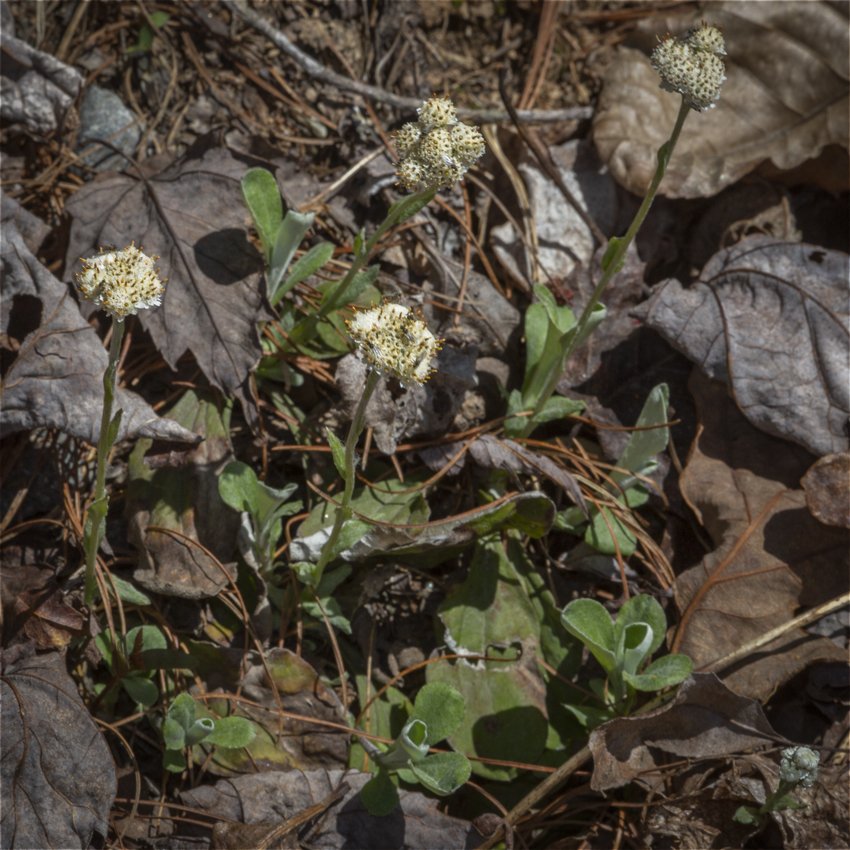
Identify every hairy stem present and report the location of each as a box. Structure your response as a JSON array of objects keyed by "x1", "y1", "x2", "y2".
[
  {"x1": 313, "y1": 369, "x2": 381, "y2": 585},
  {"x1": 524, "y1": 97, "x2": 691, "y2": 435},
  {"x1": 83, "y1": 318, "x2": 126, "y2": 606}
]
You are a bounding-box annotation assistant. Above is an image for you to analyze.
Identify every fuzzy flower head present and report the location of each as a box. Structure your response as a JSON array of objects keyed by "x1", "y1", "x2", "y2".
[
  {"x1": 780, "y1": 746, "x2": 820, "y2": 789},
  {"x1": 346, "y1": 302, "x2": 442, "y2": 385},
  {"x1": 651, "y1": 23, "x2": 727, "y2": 111},
  {"x1": 76, "y1": 243, "x2": 165, "y2": 319},
  {"x1": 394, "y1": 96, "x2": 485, "y2": 191}
]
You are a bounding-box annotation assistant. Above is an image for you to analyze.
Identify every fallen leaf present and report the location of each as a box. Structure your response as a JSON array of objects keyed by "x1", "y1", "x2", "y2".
[
  {"x1": 0, "y1": 221, "x2": 198, "y2": 444},
  {"x1": 127, "y1": 389, "x2": 239, "y2": 599},
  {"x1": 0, "y1": 644, "x2": 116, "y2": 849},
  {"x1": 641, "y1": 237, "x2": 850, "y2": 456},
  {"x1": 0, "y1": 29, "x2": 82, "y2": 135},
  {"x1": 182, "y1": 768, "x2": 484, "y2": 850},
  {"x1": 673, "y1": 373, "x2": 848, "y2": 701},
  {"x1": 588, "y1": 673, "x2": 778, "y2": 791},
  {"x1": 64, "y1": 142, "x2": 271, "y2": 427},
  {"x1": 594, "y1": 2, "x2": 850, "y2": 197},
  {"x1": 468, "y1": 434, "x2": 586, "y2": 512},
  {"x1": 801, "y1": 452, "x2": 850, "y2": 528}
]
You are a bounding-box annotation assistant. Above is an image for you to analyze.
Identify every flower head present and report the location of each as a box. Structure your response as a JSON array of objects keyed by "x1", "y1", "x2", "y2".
[
  {"x1": 780, "y1": 746, "x2": 820, "y2": 789},
  {"x1": 651, "y1": 23, "x2": 726, "y2": 111},
  {"x1": 76, "y1": 243, "x2": 165, "y2": 319},
  {"x1": 346, "y1": 302, "x2": 442, "y2": 385},
  {"x1": 394, "y1": 96, "x2": 485, "y2": 191}
]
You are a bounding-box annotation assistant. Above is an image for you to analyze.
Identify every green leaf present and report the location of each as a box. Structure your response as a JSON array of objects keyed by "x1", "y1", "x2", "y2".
[
  {"x1": 122, "y1": 675, "x2": 159, "y2": 708},
  {"x1": 615, "y1": 594, "x2": 668, "y2": 658},
  {"x1": 218, "y1": 460, "x2": 259, "y2": 514},
  {"x1": 379, "y1": 718, "x2": 429, "y2": 768},
  {"x1": 407, "y1": 751, "x2": 471, "y2": 796},
  {"x1": 733, "y1": 805, "x2": 760, "y2": 825},
  {"x1": 185, "y1": 717, "x2": 216, "y2": 746},
  {"x1": 411, "y1": 683, "x2": 464, "y2": 745},
  {"x1": 623, "y1": 654, "x2": 692, "y2": 692},
  {"x1": 326, "y1": 428, "x2": 346, "y2": 478},
  {"x1": 271, "y1": 241, "x2": 334, "y2": 307},
  {"x1": 108, "y1": 576, "x2": 151, "y2": 606},
  {"x1": 126, "y1": 10, "x2": 170, "y2": 55},
  {"x1": 616, "y1": 622, "x2": 654, "y2": 677},
  {"x1": 560, "y1": 598, "x2": 616, "y2": 673},
  {"x1": 205, "y1": 716, "x2": 257, "y2": 748},
  {"x1": 584, "y1": 506, "x2": 637, "y2": 557},
  {"x1": 384, "y1": 189, "x2": 435, "y2": 229},
  {"x1": 106, "y1": 408, "x2": 123, "y2": 447},
  {"x1": 163, "y1": 748, "x2": 187, "y2": 773},
  {"x1": 269, "y1": 210, "x2": 316, "y2": 302},
  {"x1": 167, "y1": 692, "x2": 196, "y2": 731},
  {"x1": 601, "y1": 235, "x2": 625, "y2": 274},
  {"x1": 528, "y1": 396, "x2": 585, "y2": 428},
  {"x1": 162, "y1": 716, "x2": 186, "y2": 750},
  {"x1": 360, "y1": 769, "x2": 399, "y2": 816},
  {"x1": 614, "y1": 383, "x2": 670, "y2": 489},
  {"x1": 241, "y1": 168, "x2": 283, "y2": 260}
]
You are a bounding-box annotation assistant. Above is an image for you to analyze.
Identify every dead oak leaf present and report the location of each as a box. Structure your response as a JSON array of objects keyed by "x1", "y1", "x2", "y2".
[{"x1": 65, "y1": 143, "x2": 271, "y2": 428}]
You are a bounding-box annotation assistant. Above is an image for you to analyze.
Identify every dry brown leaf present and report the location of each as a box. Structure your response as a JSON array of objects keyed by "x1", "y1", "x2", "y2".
[
  {"x1": 594, "y1": 1, "x2": 849, "y2": 198},
  {"x1": 182, "y1": 767, "x2": 484, "y2": 850},
  {"x1": 0, "y1": 644, "x2": 116, "y2": 849},
  {"x1": 588, "y1": 673, "x2": 777, "y2": 792},
  {"x1": 64, "y1": 143, "x2": 271, "y2": 428},
  {"x1": 641, "y1": 237, "x2": 850, "y2": 457},
  {"x1": 673, "y1": 372, "x2": 848, "y2": 701},
  {"x1": 801, "y1": 452, "x2": 850, "y2": 528}
]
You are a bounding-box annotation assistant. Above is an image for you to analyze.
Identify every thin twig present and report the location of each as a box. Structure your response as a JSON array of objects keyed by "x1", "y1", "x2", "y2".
[{"x1": 225, "y1": 0, "x2": 593, "y2": 124}]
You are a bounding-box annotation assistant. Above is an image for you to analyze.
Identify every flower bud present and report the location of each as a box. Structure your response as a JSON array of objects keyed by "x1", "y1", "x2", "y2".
[{"x1": 780, "y1": 746, "x2": 820, "y2": 789}]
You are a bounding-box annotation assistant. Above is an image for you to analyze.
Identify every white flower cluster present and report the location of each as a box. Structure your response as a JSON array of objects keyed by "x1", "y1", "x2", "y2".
[
  {"x1": 779, "y1": 746, "x2": 820, "y2": 789},
  {"x1": 76, "y1": 244, "x2": 166, "y2": 319},
  {"x1": 651, "y1": 23, "x2": 726, "y2": 111},
  {"x1": 394, "y1": 96, "x2": 485, "y2": 191},
  {"x1": 346, "y1": 302, "x2": 442, "y2": 385}
]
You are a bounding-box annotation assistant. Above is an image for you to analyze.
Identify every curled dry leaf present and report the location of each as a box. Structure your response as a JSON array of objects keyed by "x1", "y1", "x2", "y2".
[
  {"x1": 65, "y1": 143, "x2": 271, "y2": 428},
  {"x1": 588, "y1": 673, "x2": 777, "y2": 792},
  {"x1": 641, "y1": 237, "x2": 849, "y2": 457},
  {"x1": 468, "y1": 433, "x2": 586, "y2": 512},
  {"x1": 0, "y1": 221, "x2": 198, "y2": 445},
  {"x1": 673, "y1": 373, "x2": 848, "y2": 702},
  {"x1": 182, "y1": 768, "x2": 484, "y2": 850},
  {"x1": 594, "y1": 1, "x2": 849, "y2": 198},
  {"x1": 801, "y1": 452, "x2": 850, "y2": 528},
  {"x1": 0, "y1": 644, "x2": 116, "y2": 850}
]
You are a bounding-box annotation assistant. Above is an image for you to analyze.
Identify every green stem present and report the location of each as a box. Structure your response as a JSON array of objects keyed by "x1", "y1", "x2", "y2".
[
  {"x1": 289, "y1": 188, "x2": 435, "y2": 346},
  {"x1": 313, "y1": 369, "x2": 381, "y2": 585},
  {"x1": 524, "y1": 97, "x2": 691, "y2": 435},
  {"x1": 84, "y1": 318, "x2": 126, "y2": 606}
]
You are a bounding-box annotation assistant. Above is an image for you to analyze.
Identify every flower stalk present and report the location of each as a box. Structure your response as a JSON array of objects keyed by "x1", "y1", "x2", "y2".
[
  {"x1": 83, "y1": 318, "x2": 125, "y2": 605},
  {"x1": 75, "y1": 244, "x2": 166, "y2": 606},
  {"x1": 522, "y1": 23, "x2": 726, "y2": 436}
]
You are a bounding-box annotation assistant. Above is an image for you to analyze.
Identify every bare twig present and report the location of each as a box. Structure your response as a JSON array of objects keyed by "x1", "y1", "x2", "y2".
[{"x1": 225, "y1": 0, "x2": 593, "y2": 124}]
